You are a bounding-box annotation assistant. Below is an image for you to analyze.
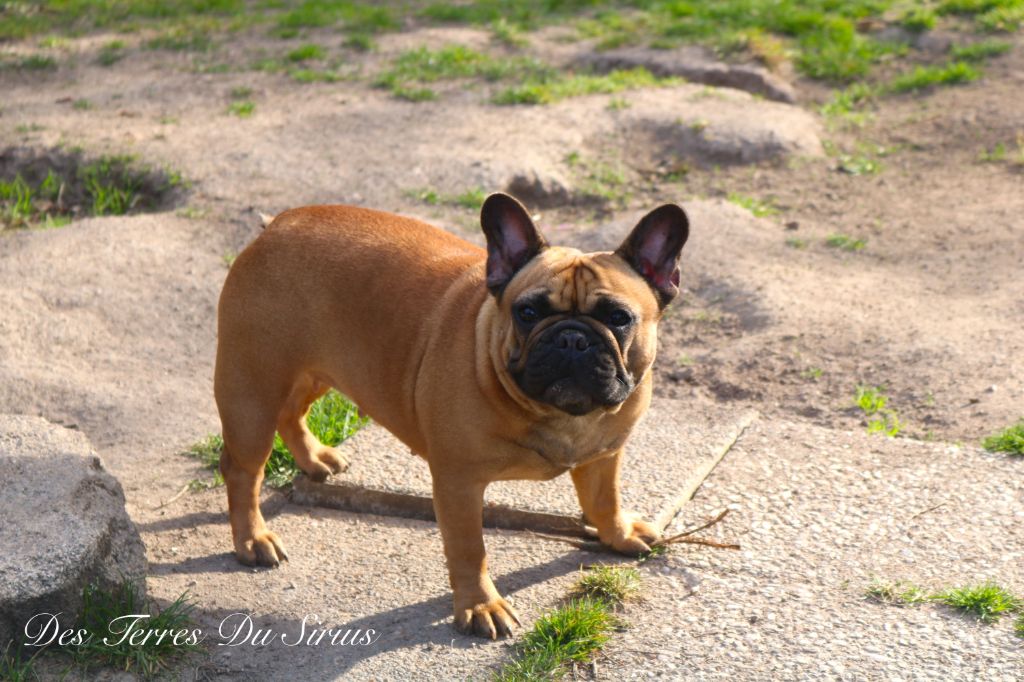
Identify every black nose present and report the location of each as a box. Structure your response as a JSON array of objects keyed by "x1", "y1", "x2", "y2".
[{"x1": 556, "y1": 328, "x2": 589, "y2": 352}]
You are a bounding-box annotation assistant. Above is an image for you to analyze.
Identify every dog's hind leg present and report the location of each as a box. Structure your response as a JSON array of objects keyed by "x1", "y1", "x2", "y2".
[
  {"x1": 215, "y1": 376, "x2": 288, "y2": 567},
  {"x1": 276, "y1": 375, "x2": 349, "y2": 482}
]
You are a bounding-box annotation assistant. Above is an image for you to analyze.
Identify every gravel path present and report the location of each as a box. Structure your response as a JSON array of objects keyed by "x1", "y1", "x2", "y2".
[{"x1": 605, "y1": 418, "x2": 1024, "y2": 680}]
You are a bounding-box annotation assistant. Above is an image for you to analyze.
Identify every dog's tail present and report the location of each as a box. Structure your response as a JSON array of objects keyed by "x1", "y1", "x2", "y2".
[{"x1": 258, "y1": 212, "x2": 276, "y2": 229}]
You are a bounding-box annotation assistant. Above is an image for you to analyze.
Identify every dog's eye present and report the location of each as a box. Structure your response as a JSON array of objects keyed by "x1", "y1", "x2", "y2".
[
  {"x1": 608, "y1": 309, "x2": 633, "y2": 327},
  {"x1": 517, "y1": 305, "x2": 539, "y2": 324}
]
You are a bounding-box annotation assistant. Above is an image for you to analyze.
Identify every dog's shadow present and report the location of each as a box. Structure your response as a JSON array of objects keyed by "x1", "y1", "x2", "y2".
[
  {"x1": 173, "y1": 551, "x2": 591, "y2": 679},
  {"x1": 146, "y1": 501, "x2": 604, "y2": 678}
]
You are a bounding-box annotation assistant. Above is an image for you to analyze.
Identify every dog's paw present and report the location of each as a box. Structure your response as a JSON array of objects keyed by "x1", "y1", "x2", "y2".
[
  {"x1": 454, "y1": 595, "x2": 521, "y2": 640},
  {"x1": 601, "y1": 512, "x2": 660, "y2": 556},
  {"x1": 235, "y1": 530, "x2": 288, "y2": 567},
  {"x1": 302, "y1": 446, "x2": 350, "y2": 483}
]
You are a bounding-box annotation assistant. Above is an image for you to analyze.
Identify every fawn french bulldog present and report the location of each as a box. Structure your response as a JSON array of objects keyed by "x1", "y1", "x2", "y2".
[{"x1": 214, "y1": 193, "x2": 688, "y2": 638}]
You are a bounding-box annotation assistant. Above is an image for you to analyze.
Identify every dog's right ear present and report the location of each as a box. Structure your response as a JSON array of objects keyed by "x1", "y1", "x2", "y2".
[{"x1": 481, "y1": 193, "x2": 547, "y2": 297}]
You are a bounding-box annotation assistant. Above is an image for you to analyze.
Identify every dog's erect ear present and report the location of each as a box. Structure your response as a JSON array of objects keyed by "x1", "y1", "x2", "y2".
[
  {"x1": 615, "y1": 204, "x2": 689, "y2": 308},
  {"x1": 481, "y1": 193, "x2": 548, "y2": 296}
]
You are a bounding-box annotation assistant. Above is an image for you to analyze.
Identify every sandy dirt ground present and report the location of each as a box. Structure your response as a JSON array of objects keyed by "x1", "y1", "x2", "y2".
[{"x1": 1, "y1": 18, "x2": 1022, "y2": 681}]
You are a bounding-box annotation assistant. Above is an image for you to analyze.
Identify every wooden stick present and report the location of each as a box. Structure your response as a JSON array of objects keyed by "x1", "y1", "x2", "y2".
[
  {"x1": 652, "y1": 509, "x2": 730, "y2": 548},
  {"x1": 155, "y1": 483, "x2": 190, "y2": 509}
]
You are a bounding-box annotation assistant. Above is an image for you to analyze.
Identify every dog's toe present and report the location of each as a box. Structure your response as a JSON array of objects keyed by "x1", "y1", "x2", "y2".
[
  {"x1": 237, "y1": 531, "x2": 288, "y2": 567},
  {"x1": 316, "y1": 447, "x2": 349, "y2": 475}
]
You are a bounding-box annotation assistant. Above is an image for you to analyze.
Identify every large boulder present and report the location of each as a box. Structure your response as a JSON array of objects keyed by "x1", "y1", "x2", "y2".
[
  {"x1": 575, "y1": 45, "x2": 798, "y2": 103},
  {"x1": 0, "y1": 415, "x2": 146, "y2": 646}
]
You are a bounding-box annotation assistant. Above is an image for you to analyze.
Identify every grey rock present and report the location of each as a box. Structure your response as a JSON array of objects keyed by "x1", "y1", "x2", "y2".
[
  {"x1": 0, "y1": 415, "x2": 146, "y2": 646},
  {"x1": 503, "y1": 168, "x2": 574, "y2": 207},
  {"x1": 568, "y1": 87, "x2": 823, "y2": 172},
  {"x1": 577, "y1": 46, "x2": 797, "y2": 103}
]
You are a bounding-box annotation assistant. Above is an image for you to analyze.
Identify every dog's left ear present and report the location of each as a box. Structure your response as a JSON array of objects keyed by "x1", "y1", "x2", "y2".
[
  {"x1": 481, "y1": 193, "x2": 548, "y2": 296},
  {"x1": 615, "y1": 204, "x2": 689, "y2": 308}
]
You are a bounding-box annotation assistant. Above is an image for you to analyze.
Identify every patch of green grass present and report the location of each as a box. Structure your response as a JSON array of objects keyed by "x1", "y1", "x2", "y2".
[
  {"x1": 72, "y1": 98, "x2": 92, "y2": 111},
  {"x1": 856, "y1": 385, "x2": 888, "y2": 414},
  {"x1": 409, "y1": 188, "x2": 441, "y2": 205},
  {"x1": 186, "y1": 390, "x2": 366, "y2": 489},
  {"x1": 230, "y1": 86, "x2": 253, "y2": 99},
  {"x1": 428, "y1": 0, "x2": 924, "y2": 83},
  {"x1": 855, "y1": 385, "x2": 901, "y2": 436},
  {"x1": 290, "y1": 68, "x2": 343, "y2": 83},
  {"x1": 865, "y1": 578, "x2": 929, "y2": 605},
  {"x1": 494, "y1": 598, "x2": 618, "y2": 682},
  {"x1": 901, "y1": 7, "x2": 938, "y2": 32},
  {"x1": 978, "y1": 142, "x2": 1008, "y2": 162},
  {"x1": 638, "y1": 543, "x2": 668, "y2": 562},
  {"x1": 786, "y1": 237, "x2": 808, "y2": 249},
  {"x1": 797, "y1": 19, "x2": 900, "y2": 82},
  {"x1": 98, "y1": 40, "x2": 125, "y2": 66},
  {"x1": 0, "y1": 1, "x2": 243, "y2": 41},
  {"x1": 887, "y1": 61, "x2": 981, "y2": 93},
  {"x1": 38, "y1": 36, "x2": 69, "y2": 48},
  {"x1": 145, "y1": 25, "x2": 212, "y2": 52},
  {"x1": 186, "y1": 434, "x2": 226, "y2": 490},
  {"x1": 977, "y1": 4, "x2": 1024, "y2": 31},
  {"x1": 79, "y1": 156, "x2": 141, "y2": 215},
  {"x1": 938, "y1": 0, "x2": 1004, "y2": 15},
  {"x1": 277, "y1": 1, "x2": 397, "y2": 33},
  {"x1": 451, "y1": 187, "x2": 488, "y2": 209},
  {"x1": 837, "y1": 153, "x2": 882, "y2": 175},
  {"x1": 0, "y1": 642, "x2": 42, "y2": 682},
  {"x1": 376, "y1": 45, "x2": 676, "y2": 107},
  {"x1": 494, "y1": 67, "x2": 675, "y2": 105},
  {"x1": 491, "y1": 17, "x2": 528, "y2": 47},
  {"x1": 982, "y1": 420, "x2": 1024, "y2": 455},
  {"x1": 952, "y1": 39, "x2": 1012, "y2": 61},
  {"x1": 574, "y1": 565, "x2": 641, "y2": 605},
  {"x1": 934, "y1": 583, "x2": 1021, "y2": 623},
  {"x1": 727, "y1": 192, "x2": 778, "y2": 218},
  {"x1": 820, "y1": 82, "x2": 876, "y2": 117},
  {"x1": 3, "y1": 153, "x2": 176, "y2": 231},
  {"x1": 937, "y1": 0, "x2": 1024, "y2": 31},
  {"x1": 572, "y1": 156, "x2": 630, "y2": 207},
  {"x1": 408, "y1": 187, "x2": 487, "y2": 209},
  {"x1": 287, "y1": 43, "x2": 325, "y2": 62},
  {"x1": 802, "y1": 366, "x2": 823, "y2": 380},
  {"x1": 867, "y1": 578, "x2": 1024, "y2": 635},
  {"x1": 344, "y1": 33, "x2": 375, "y2": 51},
  {"x1": 376, "y1": 44, "x2": 550, "y2": 100},
  {"x1": 6, "y1": 54, "x2": 58, "y2": 71},
  {"x1": 68, "y1": 579, "x2": 200, "y2": 678},
  {"x1": 825, "y1": 234, "x2": 867, "y2": 251},
  {"x1": 228, "y1": 100, "x2": 255, "y2": 117},
  {"x1": 0, "y1": 175, "x2": 36, "y2": 227},
  {"x1": 15, "y1": 123, "x2": 46, "y2": 134}
]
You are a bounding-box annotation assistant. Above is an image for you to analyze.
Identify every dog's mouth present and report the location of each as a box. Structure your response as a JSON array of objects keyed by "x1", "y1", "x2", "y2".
[
  {"x1": 540, "y1": 375, "x2": 633, "y2": 416},
  {"x1": 511, "y1": 319, "x2": 635, "y2": 416}
]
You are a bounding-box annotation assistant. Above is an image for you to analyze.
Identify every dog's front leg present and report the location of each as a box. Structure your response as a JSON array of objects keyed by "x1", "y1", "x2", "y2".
[
  {"x1": 430, "y1": 473, "x2": 520, "y2": 639},
  {"x1": 571, "y1": 450, "x2": 661, "y2": 555}
]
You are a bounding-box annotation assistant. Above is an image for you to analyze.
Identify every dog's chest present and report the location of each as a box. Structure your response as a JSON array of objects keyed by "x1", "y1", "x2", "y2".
[{"x1": 522, "y1": 418, "x2": 630, "y2": 470}]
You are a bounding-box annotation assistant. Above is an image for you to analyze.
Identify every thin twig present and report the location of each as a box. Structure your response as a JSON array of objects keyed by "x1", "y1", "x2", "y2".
[
  {"x1": 524, "y1": 530, "x2": 590, "y2": 549},
  {"x1": 652, "y1": 509, "x2": 730, "y2": 548},
  {"x1": 669, "y1": 536, "x2": 740, "y2": 550},
  {"x1": 909, "y1": 501, "x2": 948, "y2": 520},
  {"x1": 155, "y1": 483, "x2": 190, "y2": 510}
]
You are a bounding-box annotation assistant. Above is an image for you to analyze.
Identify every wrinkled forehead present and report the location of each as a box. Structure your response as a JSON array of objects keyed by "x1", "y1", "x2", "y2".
[{"x1": 506, "y1": 247, "x2": 655, "y2": 312}]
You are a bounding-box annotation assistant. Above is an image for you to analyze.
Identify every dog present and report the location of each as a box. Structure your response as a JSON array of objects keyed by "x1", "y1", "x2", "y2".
[{"x1": 214, "y1": 193, "x2": 689, "y2": 639}]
